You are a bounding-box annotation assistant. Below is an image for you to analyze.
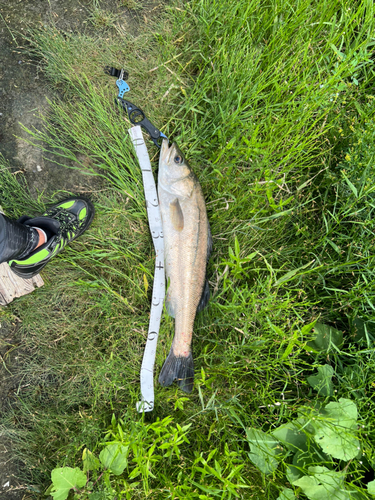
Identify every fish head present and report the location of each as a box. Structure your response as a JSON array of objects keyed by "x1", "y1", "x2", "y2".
[{"x1": 159, "y1": 139, "x2": 196, "y2": 197}]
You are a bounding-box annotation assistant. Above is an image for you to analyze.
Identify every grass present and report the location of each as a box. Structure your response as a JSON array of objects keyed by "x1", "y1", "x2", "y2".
[{"x1": 1, "y1": 0, "x2": 375, "y2": 498}]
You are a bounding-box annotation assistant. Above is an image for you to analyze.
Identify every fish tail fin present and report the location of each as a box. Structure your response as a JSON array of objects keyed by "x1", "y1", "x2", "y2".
[{"x1": 158, "y1": 348, "x2": 194, "y2": 393}]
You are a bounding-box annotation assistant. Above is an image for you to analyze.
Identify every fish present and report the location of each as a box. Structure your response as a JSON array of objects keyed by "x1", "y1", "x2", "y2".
[{"x1": 157, "y1": 139, "x2": 212, "y2": 393}]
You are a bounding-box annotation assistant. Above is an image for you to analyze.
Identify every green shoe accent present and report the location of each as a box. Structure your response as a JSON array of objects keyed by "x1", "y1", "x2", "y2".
[
  {"x1": 79, "y1": 208, "x2": 87, "y2": 220},
  {"x1": 10, "y1": 248, "x2": 50, "y2": 266},
  {"x1": 58, "y1": 200, "x2": 76, "y2": 209},
  {"x1": 57, "y1": 239, "x2": 65, "y2": 251},
  {"x1": 51, "y1": 243, "x2": 61, "y2": 256}
]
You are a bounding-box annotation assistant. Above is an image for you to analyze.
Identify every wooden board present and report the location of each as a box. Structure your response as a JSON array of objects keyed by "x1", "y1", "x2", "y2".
[{"x1": 0, "y1": 262, "x2": 44, "y2": 305}]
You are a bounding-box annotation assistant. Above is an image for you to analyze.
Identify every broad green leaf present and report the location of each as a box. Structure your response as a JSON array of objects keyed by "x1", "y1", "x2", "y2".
[
  {"x1": 246, "y1": 428, "x2": 283, "y2": 474},
  {"x1": 277, "y1": 488, "x2": 296, "y2": 500},
  {"x1": 307, "y1": 365, "x2": 334, "y2": 397},
  {"x1": 307, "y1": 323, "x2": 343, "y2": 353},
  {"x1": 367, "y1": 480, "x2": 375, "y2": 495},
  {"x1": 288, "y1": 445, "x2": 328, "y2": 482},
  {"x1": 293, "y1": 466, "x2": 351, "y2": 500},
  {"x1": 324, "y1": 398, "x2": 357, "y2": 422},
  {"x1": 99, "y1": 444, "x2": 128, "y2": 475},
  {"x1": 286, "y1": 464, "x2": 301, "y2": 483},
  {"x1": 50, "y1": 467, "x2": 86, "y2": 500},
  {"x1": 88, "y1": 493, "x2": 106, "y2": 500},
  {"x1": 272, "y1": 420, "x2": 307, "y2": 452},
  {"x1": 311, "y1": 398, "x2": 359, "y2": 461},
  {"x1": 82, "y1": 448, "x2": 100, "y2": 473}
]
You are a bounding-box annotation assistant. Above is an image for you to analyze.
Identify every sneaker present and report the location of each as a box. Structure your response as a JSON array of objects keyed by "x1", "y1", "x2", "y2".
[{"x1": 9, "y1": 197, "x2": 95, "y2": 279}]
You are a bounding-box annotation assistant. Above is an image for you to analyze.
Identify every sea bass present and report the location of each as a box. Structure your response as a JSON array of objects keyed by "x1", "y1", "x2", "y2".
[{"x1": 158, "y1": 139, "x2": 212, "y2": 393}]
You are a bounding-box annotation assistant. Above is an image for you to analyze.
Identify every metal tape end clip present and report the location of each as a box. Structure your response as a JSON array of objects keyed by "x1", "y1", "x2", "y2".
[{"x1": 136, "y1": 399, "x2": 154, "y2": 413}]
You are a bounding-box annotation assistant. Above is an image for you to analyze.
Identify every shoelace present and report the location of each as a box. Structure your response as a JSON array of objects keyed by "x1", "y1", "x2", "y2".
[{"x1": 46, "y1": 208, "x2": 82, "y2": 239}]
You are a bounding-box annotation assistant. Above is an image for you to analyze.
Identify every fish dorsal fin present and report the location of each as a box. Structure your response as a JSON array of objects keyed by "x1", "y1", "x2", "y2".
[{"x1": 170, "y1": 198, "x2": 184, "y2": 231}]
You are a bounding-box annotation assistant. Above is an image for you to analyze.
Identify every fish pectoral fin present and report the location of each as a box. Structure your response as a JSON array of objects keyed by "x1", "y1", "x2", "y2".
[
  {"x1": 169, "y1": 198, "x2": 184, "y2": 231},
  {"x1": 165, "y1": 293, "x2": 176, "y2": 318},
  {"x1": 197, "y1": 279, "x2": 210, "y2": 313},
  {"x1": 158, "y1": 348, "x2": 194, "y2": 393}
]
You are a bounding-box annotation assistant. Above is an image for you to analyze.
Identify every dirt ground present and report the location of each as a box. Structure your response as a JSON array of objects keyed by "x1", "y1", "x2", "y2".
[
  {"x1": 0, "y1": 0, "x2": 112, "y2": 196},
  {"x1": 0, "y1": 1, "x2": 134, "y2": 497}
]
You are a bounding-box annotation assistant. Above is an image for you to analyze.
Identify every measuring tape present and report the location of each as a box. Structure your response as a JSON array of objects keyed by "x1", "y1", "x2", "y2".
[{"x1": 128, "y1": 125, "x2": 165, "y2": 413}]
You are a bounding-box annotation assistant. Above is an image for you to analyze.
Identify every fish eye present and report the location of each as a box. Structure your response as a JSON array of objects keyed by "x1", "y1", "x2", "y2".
[{"x1": 174, "y1": 155, "x2": 183, "y2": 165}]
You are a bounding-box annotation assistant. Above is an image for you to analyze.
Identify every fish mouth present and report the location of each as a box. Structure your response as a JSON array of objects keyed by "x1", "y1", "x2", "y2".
[{"x1": 160, "y1": 139, "x2": 175, "y2": 164}]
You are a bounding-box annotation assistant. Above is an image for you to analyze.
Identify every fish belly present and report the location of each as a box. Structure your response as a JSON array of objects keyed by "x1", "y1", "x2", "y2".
[{"x1": 159, "y1": 186, "x2": 208, "y2": 357}]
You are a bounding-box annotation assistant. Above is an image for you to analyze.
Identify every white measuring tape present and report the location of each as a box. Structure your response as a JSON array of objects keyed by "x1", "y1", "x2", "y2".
[{"x1": 128, "y1": 125, "x2": 165, "y2": 413}]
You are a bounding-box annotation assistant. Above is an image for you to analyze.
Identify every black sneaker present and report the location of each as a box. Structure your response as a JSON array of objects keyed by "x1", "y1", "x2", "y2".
[{"x1": 9, "y1": 197, "x2": 95, "y2": 279}]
